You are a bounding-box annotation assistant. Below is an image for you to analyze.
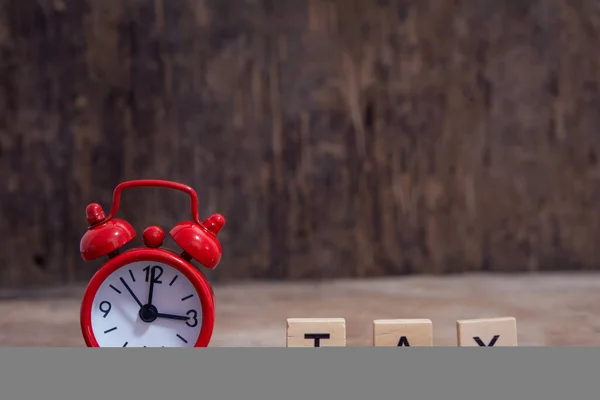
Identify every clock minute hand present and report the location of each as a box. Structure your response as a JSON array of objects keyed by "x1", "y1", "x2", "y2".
[
  {"x1": 119, "y1": 277, "x2": 143, "y2": 308},
  {"x1": 147, "y1": 268, "x2": 156, "y2": 306},
  {"x1": 155, "y1": 312, "x2": 190, "y2": 321}
]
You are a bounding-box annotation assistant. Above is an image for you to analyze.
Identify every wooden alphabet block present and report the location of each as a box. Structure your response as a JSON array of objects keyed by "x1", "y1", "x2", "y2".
[
  {"x1": 286, "y1": 318, "x2": 346, "y2": 347},
  {"x1": 373, "y1": 319, "x2": 433, "y2": 347},
  {"x1": 456, "y1": 317, "x2": 518, "y2": 347}
]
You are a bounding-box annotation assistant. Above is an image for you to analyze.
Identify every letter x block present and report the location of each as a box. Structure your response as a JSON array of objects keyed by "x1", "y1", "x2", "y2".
[
  {"x1": 286, "y1": 318, "x2": 346, "y2": 347},
  {"x1": 373, "y1": 319, "x2": 433, "y2": 346},
  {"x1": 456, "y1": 317, "x2": 518, "y2": 347}
]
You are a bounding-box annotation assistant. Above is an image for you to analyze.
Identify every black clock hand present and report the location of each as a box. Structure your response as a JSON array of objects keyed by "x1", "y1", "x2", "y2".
[
  {"x1": 147, "y1": 269, "x2": 155, "y2": 306},
  {"x1": 155, "y1": 313, "x2": 190, "y2": 321},
  {"x1": 120, "y1": 277, "x2": 143, "y2": 308},
  {"x1": 147, "y1": 268, "x2": 155, "y2": 306}
]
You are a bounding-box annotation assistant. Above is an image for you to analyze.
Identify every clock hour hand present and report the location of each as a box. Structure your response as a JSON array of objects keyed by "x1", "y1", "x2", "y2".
[
  {"x1": 155, "y1": 312, "x2": 189, "y2": 321},
  {"x1": 120, "y1": 277, "x2": 143, "y2": 308}
]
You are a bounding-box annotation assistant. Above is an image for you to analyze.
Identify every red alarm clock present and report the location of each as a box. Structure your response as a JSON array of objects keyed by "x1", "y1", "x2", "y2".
[{"x1": 79, "y1": 179, "x2": 225, "y2": 347}]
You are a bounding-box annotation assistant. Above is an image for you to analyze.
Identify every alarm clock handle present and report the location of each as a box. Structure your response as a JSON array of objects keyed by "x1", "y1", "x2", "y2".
[{"x1": 106, "y1": 179, "x2": 202, "y2": 224}]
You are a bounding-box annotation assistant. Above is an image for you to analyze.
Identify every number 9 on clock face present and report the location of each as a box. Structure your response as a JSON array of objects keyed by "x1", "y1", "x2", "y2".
[{"x1": 83, "y1": 260, "x2": 210, "y2": 347}]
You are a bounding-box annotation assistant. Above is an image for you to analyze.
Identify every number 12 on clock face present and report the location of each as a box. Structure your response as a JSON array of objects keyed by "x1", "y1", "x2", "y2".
[{"x1": 87, "y1": 261, "x2": 205, "y2": 347}]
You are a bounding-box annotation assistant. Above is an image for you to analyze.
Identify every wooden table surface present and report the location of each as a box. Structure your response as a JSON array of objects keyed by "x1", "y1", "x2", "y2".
[{"x1": 1, "y1": 273, "x2": 598, "y2": 346}]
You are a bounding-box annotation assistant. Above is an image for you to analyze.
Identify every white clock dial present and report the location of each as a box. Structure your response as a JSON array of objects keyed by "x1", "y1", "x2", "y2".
[{"x1": 90, "y1": 261, "x2": 204, "y2": 347}]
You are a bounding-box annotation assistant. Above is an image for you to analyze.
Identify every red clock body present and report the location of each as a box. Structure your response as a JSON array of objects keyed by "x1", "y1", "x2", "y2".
[{"x1": 78, "y1": 180, "x2": 225, "y2": 348}]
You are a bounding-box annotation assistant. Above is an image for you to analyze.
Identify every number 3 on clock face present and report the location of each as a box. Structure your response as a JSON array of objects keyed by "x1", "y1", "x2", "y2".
[{"x1": 88, "y1": 261, "x2": 205, "y2": 347}]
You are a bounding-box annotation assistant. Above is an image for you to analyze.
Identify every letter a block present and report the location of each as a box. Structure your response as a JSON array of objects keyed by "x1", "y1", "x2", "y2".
[
  {"x1": 286, "y1": 318, "x2": 346, "y2": 347},
  {"x1": 373, "y1": 319, "x2": 433, "y2": 347},
  {"x1": 456, "y1": 317, "x2": 518, "y2": 347}
]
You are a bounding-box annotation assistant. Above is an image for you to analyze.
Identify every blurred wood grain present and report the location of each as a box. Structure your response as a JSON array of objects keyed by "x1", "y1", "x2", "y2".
[{"x1": 1, "y1": 0, "x2": 600, "y2": 288}]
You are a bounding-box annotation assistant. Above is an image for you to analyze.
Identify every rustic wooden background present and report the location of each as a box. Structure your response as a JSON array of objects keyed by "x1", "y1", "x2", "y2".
[{"x1": 1, "y1": 0, "x2": 600, "y2": 288}]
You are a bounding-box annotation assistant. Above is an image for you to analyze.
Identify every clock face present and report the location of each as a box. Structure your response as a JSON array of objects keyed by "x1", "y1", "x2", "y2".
[{"x1": 89, "y1": 261, "x2": 204, "y2": 347}]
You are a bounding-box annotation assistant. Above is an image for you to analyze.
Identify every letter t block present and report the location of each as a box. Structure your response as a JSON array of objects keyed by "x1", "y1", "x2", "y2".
[{"x1": 286, "y1": 318, "x2": 346, "y2": 347}]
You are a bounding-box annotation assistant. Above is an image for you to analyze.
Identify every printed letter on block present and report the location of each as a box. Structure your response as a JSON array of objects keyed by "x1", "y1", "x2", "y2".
[
  {"x1": 456, "y1": 317, "x2": 518, "y2": 347},
  {"x1": 286, "y1": 318, "x2": 346, "y2": 347},
  {"x1": 373, "y1": 319, "x2": 433, "y2": 347}
]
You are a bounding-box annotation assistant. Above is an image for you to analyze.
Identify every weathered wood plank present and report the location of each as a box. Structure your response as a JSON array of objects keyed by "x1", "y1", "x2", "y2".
[{"x1": 2, "y1": 0, "x2": 600, "y2": 288}]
